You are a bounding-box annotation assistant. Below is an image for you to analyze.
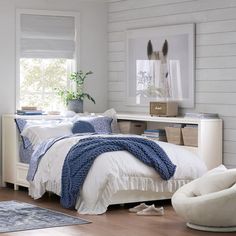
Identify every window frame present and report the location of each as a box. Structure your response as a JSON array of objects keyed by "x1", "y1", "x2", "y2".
[{"x1": 15, "y1": 9, "x2": 80, "y2": 110}]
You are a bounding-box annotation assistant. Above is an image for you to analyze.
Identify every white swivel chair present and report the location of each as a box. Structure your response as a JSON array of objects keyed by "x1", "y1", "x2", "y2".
[{"x1": 172, "y1": 166, "x2": 236, "y2": 232}]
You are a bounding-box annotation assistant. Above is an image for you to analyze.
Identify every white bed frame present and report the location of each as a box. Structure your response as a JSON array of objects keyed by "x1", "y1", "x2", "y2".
[{"x1": 1, "y1": 113, "x2": 223, "y2": 204}]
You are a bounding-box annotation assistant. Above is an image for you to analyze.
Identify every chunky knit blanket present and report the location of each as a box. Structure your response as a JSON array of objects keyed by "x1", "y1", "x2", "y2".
[{"x1": 61, "y1": 136, "x2": 176, "y2": 208}]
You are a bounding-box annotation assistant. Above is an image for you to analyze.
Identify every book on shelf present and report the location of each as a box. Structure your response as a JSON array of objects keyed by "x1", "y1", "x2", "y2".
[
  {"x1": 144, "y1": 129, "x2": 165, "y2": 132},
  {"x1": 184, "y1": 124, "x2": 198, "y2": 128},
  {"x1": 16, "y1": 109, "x2": 44, "y2": 115},
  {"x1": 142, "y1": 129, "x2": 167, "y2": 141},
  {"x1": 143, "y1": 129, "x2": 166, "y2": 135},
  {"x1": 21, "y1": 106, "x2": 37, "y2": 111},
  {"x1": 142, "y1": 134, "x2": 167, "y2": 141},
  {"x1": 184, "y1": 112, "x2": 219, "y2": 119}
]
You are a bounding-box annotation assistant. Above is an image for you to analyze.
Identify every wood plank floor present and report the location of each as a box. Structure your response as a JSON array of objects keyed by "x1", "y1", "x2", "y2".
[{"x1": 0, "y1": 187, "x2": 233, "y2": 236}]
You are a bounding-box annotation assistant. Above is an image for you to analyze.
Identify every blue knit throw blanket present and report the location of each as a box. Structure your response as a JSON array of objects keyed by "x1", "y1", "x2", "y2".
[{"x1": 61, "y1": 136, "x2": 176, "y2": 208}]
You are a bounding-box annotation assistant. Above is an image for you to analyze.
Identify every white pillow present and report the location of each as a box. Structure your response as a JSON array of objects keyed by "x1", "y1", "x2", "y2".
[
  {"x1": 103, "y1": 108, "x2": 120, "y2": 133},
  {"x1": 192, "y1": 165, "x2": 235, "y2": 196},
  {"x1": 15, "y1": 118, "x2": 64, "y2": 149},
  {"x1": 21, "y1": 122, "x2": 73, "y2": 148}
]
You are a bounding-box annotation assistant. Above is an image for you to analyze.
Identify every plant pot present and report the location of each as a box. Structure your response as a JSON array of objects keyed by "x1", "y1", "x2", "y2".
[{"x1": 67, "y1": 99, "x2": 83, "y2": 113}]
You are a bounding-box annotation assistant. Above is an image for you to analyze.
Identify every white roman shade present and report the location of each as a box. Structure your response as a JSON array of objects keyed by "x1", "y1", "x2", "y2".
[{"x1": 20, "y1": 14, "x2": 76, "y2": 58}]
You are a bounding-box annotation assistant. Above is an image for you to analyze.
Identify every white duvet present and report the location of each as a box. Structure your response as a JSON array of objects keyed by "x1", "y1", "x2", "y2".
[{"x1": 29, "y1": 135, "x2": 207, "y2": 214}]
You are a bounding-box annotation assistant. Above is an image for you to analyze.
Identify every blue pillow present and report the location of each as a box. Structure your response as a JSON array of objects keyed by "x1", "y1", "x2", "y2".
[
  {"x1": 72, "y1": 117, "x2": 113, "y2": 134},
  {"x1": 72, "y1": 120, "x2": 95, "y2": 133},
  {"x1": 15, "y1": 118, "x2": 32, "y2": 149}
]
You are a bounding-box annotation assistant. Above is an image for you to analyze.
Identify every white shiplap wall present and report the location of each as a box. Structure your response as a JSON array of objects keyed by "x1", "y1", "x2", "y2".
[{"x1": 107, "y1": 0, "x2": 236, "y2": 168}]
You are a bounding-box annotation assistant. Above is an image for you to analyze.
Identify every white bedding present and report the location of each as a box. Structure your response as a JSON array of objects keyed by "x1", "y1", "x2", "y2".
[{"x1": 28, "y1": 135, "x2": 207, "y2": 214}]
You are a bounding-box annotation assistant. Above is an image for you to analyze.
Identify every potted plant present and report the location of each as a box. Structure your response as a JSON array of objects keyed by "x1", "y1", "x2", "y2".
[{"x1": 57, "y1": 70, "x2": 95, "y2": 113}]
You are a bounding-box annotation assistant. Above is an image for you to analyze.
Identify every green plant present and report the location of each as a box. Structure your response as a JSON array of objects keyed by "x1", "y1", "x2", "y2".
[{"x1": 57, "y1": 70, "x2": 96, "y2": 105}]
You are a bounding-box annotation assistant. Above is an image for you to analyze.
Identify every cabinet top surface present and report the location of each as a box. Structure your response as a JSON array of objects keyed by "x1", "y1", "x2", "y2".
[
  {"x1": 116, "y1": 113, "x2": 222, "y2": 124},
  {"x1": 2, "y1": 113, "x2": 222, "y2": 124}
]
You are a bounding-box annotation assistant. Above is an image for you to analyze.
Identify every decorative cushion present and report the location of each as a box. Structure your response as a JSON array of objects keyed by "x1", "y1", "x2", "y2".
[
  {"x1": 71, "y1": 108, "x2": 119, "y2": 134},
  {"x1": 72, "y1": 120, "x2": 95, "y2": 133},
  {"x1": 72, "y1": 116, "x2": 113, "y2": 134},
  {"x1": 193, "y1": 165, "x2": 230, "y2": 196}
]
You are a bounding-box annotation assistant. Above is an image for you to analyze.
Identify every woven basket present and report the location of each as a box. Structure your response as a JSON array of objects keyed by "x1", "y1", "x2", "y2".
[
  {"x1": 118, "y1": 121, "x2": 146, "y2": 135},
  {"x1": 165, "y1": 127, "x2": 183, "y2": 145},
  {"x1": 182, "y1": 127, "x2": 198, "y2": 147}
]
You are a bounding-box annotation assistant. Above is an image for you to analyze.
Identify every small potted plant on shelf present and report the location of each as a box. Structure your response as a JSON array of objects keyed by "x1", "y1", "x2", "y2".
[{"x1": 57, "y1": 70, "x2": 95, "y2": 113}]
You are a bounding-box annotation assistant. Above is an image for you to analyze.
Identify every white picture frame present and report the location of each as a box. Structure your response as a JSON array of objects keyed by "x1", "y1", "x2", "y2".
[{"x1": 126, "y1": 23, "x2": 195, "y2": 108}]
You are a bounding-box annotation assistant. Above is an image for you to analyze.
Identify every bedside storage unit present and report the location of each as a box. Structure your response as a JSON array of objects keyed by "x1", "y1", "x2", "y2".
[{"x1": 117, "y1": 113, "x2": 222, "y2": 170}]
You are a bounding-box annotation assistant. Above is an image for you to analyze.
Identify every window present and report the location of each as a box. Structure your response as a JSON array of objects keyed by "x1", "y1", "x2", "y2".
[
  {"x1": 20, "y1": 58, "x2": 73, "y2": 111},
  {"x1": 16, "y1": 10, "x2": 79, "y2": 111}
]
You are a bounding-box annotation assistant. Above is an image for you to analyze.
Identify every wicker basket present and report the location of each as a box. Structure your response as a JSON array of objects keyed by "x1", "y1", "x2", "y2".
[
  {"x1": 165, "y1": 127, "x2": 183, "y2": 145},
  {"x1": 118, "y1": 121, "x2": 146, "y2": 135},
  {"x1": 182, "y1": 127, "x2": 198, "y2": 147}
]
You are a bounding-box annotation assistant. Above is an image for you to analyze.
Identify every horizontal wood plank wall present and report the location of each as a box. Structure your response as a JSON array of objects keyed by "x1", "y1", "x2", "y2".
[{"x1": 107, "y1": 0, "x2": 236, "y2": 168}]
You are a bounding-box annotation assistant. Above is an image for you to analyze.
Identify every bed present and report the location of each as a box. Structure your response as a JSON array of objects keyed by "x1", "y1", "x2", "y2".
[{"x1": 2, "y1": 111, "x2": 210, "y2": 215}]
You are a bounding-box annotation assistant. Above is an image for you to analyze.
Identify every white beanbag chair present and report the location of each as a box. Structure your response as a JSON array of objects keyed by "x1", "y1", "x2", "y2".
[{"x1": 172, "y1": 165, "x2": 236, "y2": 232}]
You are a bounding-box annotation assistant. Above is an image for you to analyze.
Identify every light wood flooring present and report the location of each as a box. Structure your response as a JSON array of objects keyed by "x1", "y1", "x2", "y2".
[{"x1": 0, "y1": 187, "x2": 233, "y2": 236}]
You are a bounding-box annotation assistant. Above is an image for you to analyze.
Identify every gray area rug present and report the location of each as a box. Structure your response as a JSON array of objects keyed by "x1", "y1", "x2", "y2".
[{"x1": 0, "y1": 200, "x2": 90, "y2": 233}]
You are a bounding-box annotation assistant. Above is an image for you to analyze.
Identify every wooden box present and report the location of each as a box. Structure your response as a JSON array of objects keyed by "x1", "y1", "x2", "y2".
[
  {"x1": 150, "y1": 101, "x2": 178, "y2": 117},
  {"x1": 165, "y1": 127, "x2": 183, "y2": 145},
  {"x1": 118, "y1": 121, "x2": 146, "y2": 135},
  {"x1": 182, "y1": 127, "x2": 198, "y2": 147}
]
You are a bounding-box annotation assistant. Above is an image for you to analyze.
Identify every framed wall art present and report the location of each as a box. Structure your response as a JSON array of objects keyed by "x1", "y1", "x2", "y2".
[{"x1": 126, "y1": 23, "x2": 195, "y2": 108}]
